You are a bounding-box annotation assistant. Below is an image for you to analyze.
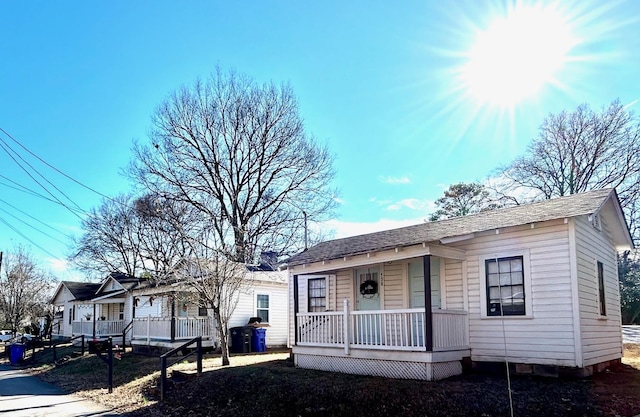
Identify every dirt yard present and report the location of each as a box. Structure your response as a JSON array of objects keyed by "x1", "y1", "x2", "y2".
[{"x1": 10, "y1": 344, "x2": 640, "y2": 416}]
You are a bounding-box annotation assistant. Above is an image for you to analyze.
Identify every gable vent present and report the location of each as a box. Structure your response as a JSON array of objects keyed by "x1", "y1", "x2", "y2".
[{"x1": 590, "y1": 213, "x2": 602, "y2": 231}]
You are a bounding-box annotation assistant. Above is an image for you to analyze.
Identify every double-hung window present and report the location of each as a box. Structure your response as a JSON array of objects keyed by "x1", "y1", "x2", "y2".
[
  {"x1": 308, "y1": 278, "x2": 327, "y2": 312},
  {"x1": 256, "y1": 294, "x2": 270, "y2": 323},
  {"x1": 486, "y1": 256, "x2": 525, "y2": 316}
]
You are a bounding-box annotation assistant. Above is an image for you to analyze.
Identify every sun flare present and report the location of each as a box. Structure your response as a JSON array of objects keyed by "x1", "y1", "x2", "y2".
[{"x1": 461, "y1": 4, "x2": 576, "y2": 108}]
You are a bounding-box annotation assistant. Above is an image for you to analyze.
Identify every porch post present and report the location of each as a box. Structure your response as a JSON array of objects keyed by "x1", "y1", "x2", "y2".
[
  {"x1": 343, "y1": 298, "x2": 350, "y2": 355},
  {"x1": 92, "y1": 304, "x2": 96, "y2": 338},
  {"x1": 170, "y1": 296, "x2": 176, "y2": 342},
  {"x1": 423, "y1": 255, "x2": 433, "y2": 352},
  {"x1": 293, "y1": 275, "x2": 299, "y2": 346}
]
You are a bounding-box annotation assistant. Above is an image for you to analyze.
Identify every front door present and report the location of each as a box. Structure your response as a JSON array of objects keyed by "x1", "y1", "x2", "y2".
[
  {"x1": 354, "y1": 267, "x2": 381, "y2": 344},
  {"x1": 355, "y1": 267, "x2": 380, "y2": 310}
]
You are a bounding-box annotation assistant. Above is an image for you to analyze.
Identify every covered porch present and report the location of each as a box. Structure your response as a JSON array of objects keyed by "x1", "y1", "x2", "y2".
[
  {"x1": 128, "y1": 293, "x2": 218, "y2": 353},
  {"x1": 131, "y1": 316, "x2": 217, "y2": 347},
  {"x1": 291, "y1": 247, "x2": 471, "y2": 381},
  {"x1": 71, "y1": 297, "x2": 126, "y2": 339}
]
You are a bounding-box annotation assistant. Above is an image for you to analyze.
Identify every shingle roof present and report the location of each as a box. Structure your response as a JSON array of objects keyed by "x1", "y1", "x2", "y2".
[
  {"x1": 287, "y1": 188, "x2": 617, "y2": 266},
  {"x1": 62, "y1": 281, "x2": 101, "y2": 301},
  {"x1": 107, "y1": 272, "x2": 154, "y2": 291}
]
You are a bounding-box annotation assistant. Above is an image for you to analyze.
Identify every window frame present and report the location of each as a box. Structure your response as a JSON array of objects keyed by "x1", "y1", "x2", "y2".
[
  {"x1": 479, "y1": 251, "x2": 532, "y2": 319},
  {"x1": 308, "y1": 277, "x2": 327, "y2": 312},
  {"x1": 597, "y1": 261, "x2": 606, "y2": 316},
  {"x1": 256, "y1": 293, "x2": 270, "y2": 323}
]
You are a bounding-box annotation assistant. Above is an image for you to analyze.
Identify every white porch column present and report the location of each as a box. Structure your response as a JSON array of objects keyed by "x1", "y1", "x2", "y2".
[{"x1": 343, "y1": 299, "x2": 350, "y2": 355}]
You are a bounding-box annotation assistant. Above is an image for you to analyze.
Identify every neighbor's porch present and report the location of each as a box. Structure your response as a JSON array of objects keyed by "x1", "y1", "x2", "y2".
[
  {"x1": 71, "y1": 300, "x2": 126, "y2": 339},
  {"x1": 130, "y1": 316, "x2": 217, "y2": 353}
]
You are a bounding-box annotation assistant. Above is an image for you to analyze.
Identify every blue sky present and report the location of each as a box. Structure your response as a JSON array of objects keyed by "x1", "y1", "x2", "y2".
[{"x1": 1, "y1": 1, "x2": 639, "y2": 279}]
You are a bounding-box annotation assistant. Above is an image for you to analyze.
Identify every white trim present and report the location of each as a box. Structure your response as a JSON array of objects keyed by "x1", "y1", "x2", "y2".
[
  {"x1": 91, "y1": 289, "x2": 127, "y2": 302},
  {"x1": 478, "y1": 250, "x2": 532, "y2": 319},
  {"x1": 595, "y1": 258, "x2": 607, "y2": 317},
  {"x1": 439, "y1": 233, "x2": 475, "y2": 244},
  {"x1": 302, "y1": 274, "x2": 329, "y2": 313},
  {"x1": 290, "y1": 244, "x2": 466, "y2": 274},
  {"x1": 255, "y1": 292, "x2": 271, "y2": 324},
  {"x1": 567, "y1": 218, "x2": 583, "y2": 368}
]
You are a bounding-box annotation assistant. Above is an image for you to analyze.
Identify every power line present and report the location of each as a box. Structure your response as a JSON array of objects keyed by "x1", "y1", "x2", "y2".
[
  {"x1": 0, "y1": 198, "x2": 71, "y2": 239},
  {"x1": 0, "y1": 215, "x2": 60, "y2": 259},
  {"x1": 0, "y1": 127, "x2": 115, "y2": 202},
  {"x1": 0, "y1": 138, "x2": 86, "y2": 219}
]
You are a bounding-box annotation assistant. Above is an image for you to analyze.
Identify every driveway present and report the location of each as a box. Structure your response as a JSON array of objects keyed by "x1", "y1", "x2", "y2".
[{"x1": 0, "y1": 364, "x2": 117, "y2": 416}]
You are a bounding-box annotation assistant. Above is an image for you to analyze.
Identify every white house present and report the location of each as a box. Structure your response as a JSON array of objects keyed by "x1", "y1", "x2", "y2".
[
  {"x1": 50, "y1": 273, "x2": 150, "y2": 343},
  {"x1": 128, "y1": 266, "x2": 288, "y2": 354},
  {"x1": 286, "y1": 188, "x2": 633, "y2": 380},
  {"x1": 51, "y1": 266, "x2": 288, "y2": 354}
]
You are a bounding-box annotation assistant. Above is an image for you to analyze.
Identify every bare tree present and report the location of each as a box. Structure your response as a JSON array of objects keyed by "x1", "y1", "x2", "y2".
[
  {"x1": 71, "y1": 194, "x2": 143, "y2": 277},
  {"x1": 0, "y1": 246, "x2": 55, "y2": 334},
  {"x1": 496, "y1": 99, "x2": 640, "y2": 240},
  {"x1": 494, "y1": 99, "x2": 640, "y2": 322},
  {"x1": 428, "y1": 182, "x2": 504, "y2": 221},
  {"x1": 170, "y1": 224, "x2": 251, "y2": 366},
  {"x1": 71, "y1": 193, "x2": 194, "y2": 279},
  {"x1": 128, "y1": 67, "x2": 337, "y2": 263},
  {"x1": 619, "y1": 251, "x2": 640, "y2": 324}
]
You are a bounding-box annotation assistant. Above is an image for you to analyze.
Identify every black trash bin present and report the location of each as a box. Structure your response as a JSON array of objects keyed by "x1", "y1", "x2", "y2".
[{"x1": 230, "y1": 326, "x2": 252, "y2": 353}]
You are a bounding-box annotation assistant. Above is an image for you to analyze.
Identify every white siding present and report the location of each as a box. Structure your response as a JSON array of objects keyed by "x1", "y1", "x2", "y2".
[
  {"x1": 228, "y1": 281, "x2": 288, "y2": 347},
  {"x1": 135, "y1": 296, "x2": 161, "y2": 317},
  {"x1": 444, "y1": 259, "x2": 464, "y2": 310},
  {"x1": 383, "y1": 261, "x2": 404, "y2": 309},
  {"x1": 451, "y1": 219, "x2": 578, "y2": 366},
  {"x1": 574, "y1": 212, "x2": 623, "y2": 366}
]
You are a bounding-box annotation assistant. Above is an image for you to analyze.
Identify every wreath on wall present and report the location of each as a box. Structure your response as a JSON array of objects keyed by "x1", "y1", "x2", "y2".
[{"x1": 359, "y1": 279, "x2": 378, "y2": 298}]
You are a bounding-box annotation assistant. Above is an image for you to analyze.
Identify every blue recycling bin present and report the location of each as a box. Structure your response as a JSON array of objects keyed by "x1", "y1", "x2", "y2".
[
  {"x1": 251, "y1": 328, "x2": 266, "y2": 353},
  {"x1": 9, "y1": 343, "x2": 25, "y2": 364}
]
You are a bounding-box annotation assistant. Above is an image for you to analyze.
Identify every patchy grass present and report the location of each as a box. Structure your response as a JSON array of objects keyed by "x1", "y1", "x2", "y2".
[
  {"x1": 5, "y1": 343, "x2": 640, "y2": 416},
  {"x1": 623, "y1": 343, "x2": 640, "y2": 370}
]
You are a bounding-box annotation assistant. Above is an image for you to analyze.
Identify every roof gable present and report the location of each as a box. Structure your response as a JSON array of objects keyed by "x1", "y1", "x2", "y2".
[
  {"x1": 288, "y1": 188, "x2": 633, "y2": 266},
  {"x1": 52, "y1": 281, "x2": 101, "y2": 302}
]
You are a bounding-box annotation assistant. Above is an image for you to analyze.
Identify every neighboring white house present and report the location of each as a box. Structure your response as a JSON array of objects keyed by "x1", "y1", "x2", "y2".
[
  {"x1": 128, "y1": 265, "x2": 288, "y2": 354},
  {"x1": 286, "y1": 188, "x2": 633, "y2": 380},
  {"x1": 51, "y1": 265, "x2": 288, "y2": 354},
  {"x1": 50, "y1": 273, "x2": 150, "y2": 343}
]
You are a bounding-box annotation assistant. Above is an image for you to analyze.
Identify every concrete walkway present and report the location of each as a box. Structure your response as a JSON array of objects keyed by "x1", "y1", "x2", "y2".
[{"x1": 0, "y1": 364, "x2": 118, "y2": 416}]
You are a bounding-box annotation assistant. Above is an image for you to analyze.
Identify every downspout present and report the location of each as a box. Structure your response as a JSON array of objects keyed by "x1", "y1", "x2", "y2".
[{"x1": 423, "y1": 255, "x2": 433, "y2": 352}]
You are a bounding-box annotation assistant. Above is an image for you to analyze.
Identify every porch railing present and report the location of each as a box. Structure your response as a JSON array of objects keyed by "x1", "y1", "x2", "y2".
[
  {"x1": 131, "y1": 316, "x2": 214, "y2": 343},
  {"x1": 71, "y1": 320, "x2": 125, "y2": 337},
  {"x1": 296, "y1": 300, "x2": 468, "y2": 352}
]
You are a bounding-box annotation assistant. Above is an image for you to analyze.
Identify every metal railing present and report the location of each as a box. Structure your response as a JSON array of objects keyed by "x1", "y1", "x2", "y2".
[{"x1": 159, "y1": 336, "x2": 202, "y2": 401}]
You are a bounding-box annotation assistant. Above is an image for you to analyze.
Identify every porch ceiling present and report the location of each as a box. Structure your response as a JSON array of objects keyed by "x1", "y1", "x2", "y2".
[{"x1": 289, "y1": 243, "x2": 465, "y2": 274}]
